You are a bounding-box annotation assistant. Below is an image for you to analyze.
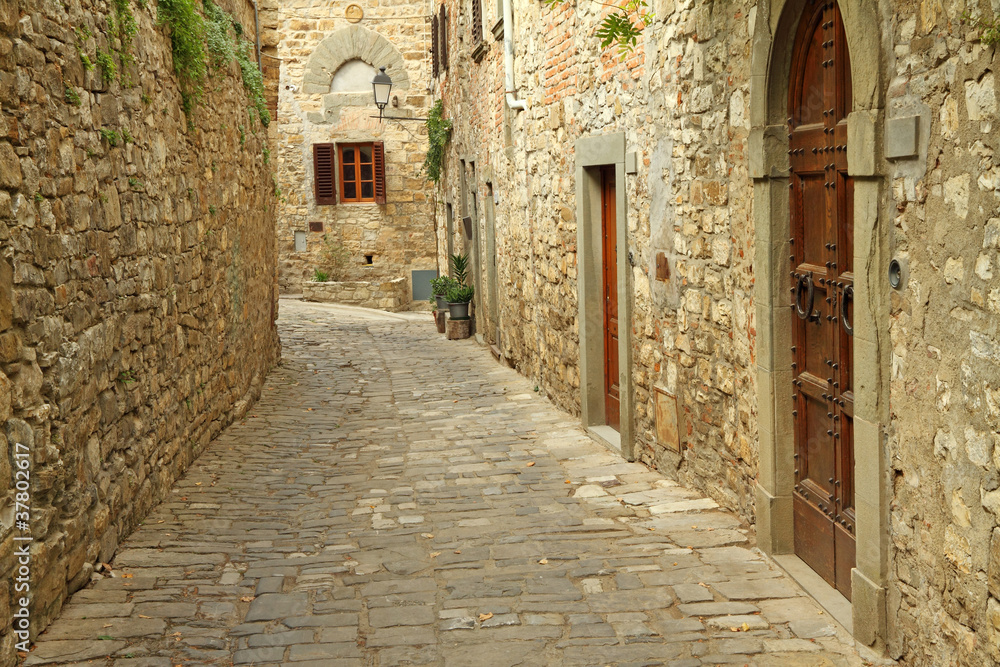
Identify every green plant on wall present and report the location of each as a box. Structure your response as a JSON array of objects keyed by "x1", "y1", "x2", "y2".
[
  {"x1": 423, "y1": 100, "x2": 452, "y2": 183},
  {"x1": 158, "y1": 0, "x2": 207, "y2": 113},
  {"x1": 544, "y1": 0, "x2": 653, "y2": 56},
  {"x1": 158, "y1": 0, "x2": 270, "y2": 126},
  {"x1": 962, "y1": 12, "x2": 1000, "y2": 45},
  {"x1": 320, "y1": 234, "x2": 351, "y2": 280}
]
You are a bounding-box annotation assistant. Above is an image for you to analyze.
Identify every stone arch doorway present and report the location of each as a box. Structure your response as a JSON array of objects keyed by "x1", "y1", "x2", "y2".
[
  {"x1": 787, "y1": 0, "x2": 855, "y2": 601},
  {"x1": 750, "y1": 0, "x2": 890, "y2": 650}
]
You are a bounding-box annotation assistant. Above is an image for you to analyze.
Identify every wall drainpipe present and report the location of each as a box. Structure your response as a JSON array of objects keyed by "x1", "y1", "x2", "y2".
[{"x1": 503, "y1": 0, "x2": 527, "y2": 112}]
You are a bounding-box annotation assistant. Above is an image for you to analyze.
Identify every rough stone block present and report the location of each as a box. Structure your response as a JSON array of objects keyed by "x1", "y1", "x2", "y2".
[
  {"x1": 0, "y1": 256, "x2": 11, "y2": 331},
  {"x1": 851, "y1": 568, "x2": 885, "y2": 647},
  {"x1": 989, "y1": 529, "x2": 1000, "y2": 599},
  {"x1": 847, "y1": 111, "x2": 877, "y2": 176},
  {"x1": 446, "y1": 318, "x2": 472, "y2": 340}
]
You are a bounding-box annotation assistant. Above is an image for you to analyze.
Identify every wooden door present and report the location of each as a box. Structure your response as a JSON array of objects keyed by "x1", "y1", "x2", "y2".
[
  {"x1": 788, "y1": 0, "x2": 855, "y2": 600},
  {"x1": 601, "y1": 167, "x2": 620, "y2": 431}
]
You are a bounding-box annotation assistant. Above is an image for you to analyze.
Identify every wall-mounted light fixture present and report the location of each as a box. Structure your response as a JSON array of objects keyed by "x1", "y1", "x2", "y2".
[{"x1": 371, "y1": 67, "x2": 427, "y2": 122}]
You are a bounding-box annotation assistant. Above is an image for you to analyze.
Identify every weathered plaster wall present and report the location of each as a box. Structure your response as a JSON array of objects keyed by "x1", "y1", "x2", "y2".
[
  {"x1": 274, "y1": 2, "x2": 438, "y2": 298},
  {"x1": 436, "y1": 0, "x2": 1000, "y2": 662},
  {"x1": 0, "y1": 0, "x2": 280, "y2": 658},
  {"x1": 435, "y1": 0, "x2": 758, "y2": 518}
]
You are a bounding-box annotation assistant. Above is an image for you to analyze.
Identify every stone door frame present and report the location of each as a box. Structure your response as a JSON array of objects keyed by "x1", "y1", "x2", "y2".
[
  {"x1": 749, "y1": 0, "x2": 890, "y2": 649},
  {"x1": 575, "y1": 132, "x2": 635, "y2": 461}
]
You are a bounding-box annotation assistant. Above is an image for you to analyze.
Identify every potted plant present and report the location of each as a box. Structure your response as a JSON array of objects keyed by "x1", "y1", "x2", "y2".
[
  {"x1": 445, "y1": 253, "x2": 474, "y2": 320},
  {"x1": 446, "y1": 283, "x2": 474, "y2": 320},
  {"x1": 429, "y1": 275, "x2": 454, "y2": 311}
]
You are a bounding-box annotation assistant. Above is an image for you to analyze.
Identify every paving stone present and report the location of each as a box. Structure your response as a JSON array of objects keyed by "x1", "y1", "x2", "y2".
[
  {"x1": 247, "y1": 630, "x2": 317, "y2": 647},
  {"x1": 28, "y1": 301, "x2": 870, "y2": 667},
  {"x1": 677, "y1": 601, "x2": 760, "y2": 616},
  {"x1": 59, "y1": 603, "x2": 135, "y2": 618},
  {"x1": 705, "y1": 615, "x2": 771, "y2": 631},
  {"x1": 368, "y1": 605, "x2": 435, "y2": 627},
  {"x1": 24, "y1": 640, "x2": 128, "y2": 665},
  {"x1": 713, "y1": 579, "x2": 799, "y2": 600},
  {"x1": 245, "y1": 593, "x2": 310, "y2": 621},
  {"x1": 672, "y1": 583, "x2": 714, "y2": 603},
  {"x1": 233, "y1": 646, "x2": 286, "y2": 664},
  {"x1": 287, "y1": 643, "x2": 363, "y2": 661}
]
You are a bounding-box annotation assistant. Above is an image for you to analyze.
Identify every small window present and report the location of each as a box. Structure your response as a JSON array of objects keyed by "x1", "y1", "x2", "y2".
[
  {"x1": 471, "y1": 0, "x2": 483, "y2": 46},
  {"x1": 338, "y1": 142, "x2": 386, "y2": 204}
]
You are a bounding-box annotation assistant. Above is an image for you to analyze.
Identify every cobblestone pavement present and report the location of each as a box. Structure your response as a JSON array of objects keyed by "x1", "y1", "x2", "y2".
[{"x1": 26, "y1": 299, "x2": 880, "y2": 667}]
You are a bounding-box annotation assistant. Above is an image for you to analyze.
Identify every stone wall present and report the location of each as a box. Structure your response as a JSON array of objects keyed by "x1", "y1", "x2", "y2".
[
  {"x1": 302, "y1": 277, "x2": 410, "y2": 311},
  {"x1": 434, "y1": 0, "x2": 1000, "y2": 663},
  {"x1": 435, "y1": 0, "x2": 757, "y2": 515},
  {"x1": 274, "y1": 1, "x2": 438, "y2": 300},
  {"x1": 0, "y1": 0, "x2": 280, "y2": 659}
]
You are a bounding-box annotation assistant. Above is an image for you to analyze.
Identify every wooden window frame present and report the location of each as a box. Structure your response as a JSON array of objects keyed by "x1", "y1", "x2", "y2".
[
  {"x1": 338, "y1": 142, "x2": 386, "y2": 205},
  {"x1": 440, "y1": 6, "x2": 448, "y2": 70},
  {"x1": 432, "y1": 15, "x2": 440, "y2": 78},
  {"x1": 471, "y1": 0, "x2": 483, "y2": 47},
  {"x1": 313, "y1": 143, "x2": 337, "y2": 206}
]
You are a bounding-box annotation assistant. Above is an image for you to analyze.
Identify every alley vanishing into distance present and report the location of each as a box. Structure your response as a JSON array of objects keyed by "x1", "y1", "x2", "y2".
[{"x1": 27, "y1": 300, "x2": 873, "y2": 667}]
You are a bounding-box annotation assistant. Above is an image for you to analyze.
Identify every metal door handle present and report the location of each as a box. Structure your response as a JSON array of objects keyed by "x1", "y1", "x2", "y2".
[{"x1": 840, "y1": 284, "x2": 853, "y2": 336}]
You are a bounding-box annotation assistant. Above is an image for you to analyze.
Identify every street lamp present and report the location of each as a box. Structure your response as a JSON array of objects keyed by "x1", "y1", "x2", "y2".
[
  {"x1": 372, "y1": 67, "x2": 393, "y2": 119},
  {"x1": 370, "y1": 66, "x2": 427, "y2": 122}
]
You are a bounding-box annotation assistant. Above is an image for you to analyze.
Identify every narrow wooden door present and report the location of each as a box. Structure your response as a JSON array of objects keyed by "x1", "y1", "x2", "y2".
[
  {"x1": 788, "y1": 0, "x2": 855, "y2": 600},
  {"x1": 601, "y1": 166, "x2": 620, "y2": 431}
]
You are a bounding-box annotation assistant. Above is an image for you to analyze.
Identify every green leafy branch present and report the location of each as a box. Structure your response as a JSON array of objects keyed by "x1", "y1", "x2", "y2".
[
  {"x1": 961, "y1": 11, "x2": 1000, "y2": 46},
  {"x1": 423, "y1": 99, "x2": 452, "y2": 183},
  {"x1": 545, "y1": 0, "x2": 654, "y2": 57}
]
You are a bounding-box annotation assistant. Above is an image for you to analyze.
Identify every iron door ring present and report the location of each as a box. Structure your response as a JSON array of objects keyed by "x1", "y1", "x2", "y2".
[{"x1": 795, "y1": 272, "x2": 815, "y2": 321}]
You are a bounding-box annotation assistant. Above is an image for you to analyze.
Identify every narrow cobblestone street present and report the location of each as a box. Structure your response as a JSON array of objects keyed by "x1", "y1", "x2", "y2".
[{"x1": 27, "y1": 300, "x2": 875, "y2": 667}]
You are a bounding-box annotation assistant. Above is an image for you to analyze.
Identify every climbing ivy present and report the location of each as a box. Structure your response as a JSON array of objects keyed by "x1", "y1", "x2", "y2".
[
  {"x1": 158, "y1": 0, "x2": 269, "y2": 127},
  {"x1": 205, "y1": 0, "x2": 236, "y2": 67},
  {"x1": 423, "y1": 100, "x2": 452, "y2": 183},
  {"x1": 157, "y1": 0, "x2": 207, "y2": 114},
  {"x1": 544, "y1": 0, "x2": 654, "y2": 57}
]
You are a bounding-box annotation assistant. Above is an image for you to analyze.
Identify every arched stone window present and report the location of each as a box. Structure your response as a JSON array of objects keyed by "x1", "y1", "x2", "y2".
[
  {"x1": 299, "y1": 26, "x2": 409, "y2": 124},
  {"x1": 330, "y1": 59, "x2": 376, "y2": 93}
]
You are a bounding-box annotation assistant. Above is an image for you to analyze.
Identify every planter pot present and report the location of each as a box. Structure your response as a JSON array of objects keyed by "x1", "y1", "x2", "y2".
[
  {"x1": 448, "y1": 301, "x2": 471, "y2": 320},
  {"x1": 435, "y1": 294, "x2": 449, "y2": 311},
  {"x1": 434, "y1": 310, "x2": 447, "y2": 334}
]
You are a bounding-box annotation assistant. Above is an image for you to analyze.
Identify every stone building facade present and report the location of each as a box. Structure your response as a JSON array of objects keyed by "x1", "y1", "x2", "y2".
[
  {"x1": 0, "y1": 0, "x2": 280, "y2": 659},
  {"x1": 273, "y1": 1, "x2": 438, "y2": 301},
  {"x1": 432, "y1": 0, "x2": 1000, "y2": 663}
]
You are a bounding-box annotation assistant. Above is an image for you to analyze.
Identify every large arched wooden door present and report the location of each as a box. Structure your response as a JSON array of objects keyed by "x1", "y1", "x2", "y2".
[{"x1": 788, "y1": 0, "x2": 855, "y2": 600}]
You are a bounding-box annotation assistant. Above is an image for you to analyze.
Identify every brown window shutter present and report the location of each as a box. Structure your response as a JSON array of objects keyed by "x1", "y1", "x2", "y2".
[
  {"x1": 432, "y1": 15, "x2": 440, "y2": 77},
  {"x1": 313, "y1": 143, "x2": 336, "y2": 205},
  {"x1": 440, "y1": 6, "x2": 448, "y2": 69},
  {"x1": 373, "y1": 141, "x2": 386, "y2": 205},
  {"x1": 471, "y1": 0, "x2": 482, "y2": 45}
]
